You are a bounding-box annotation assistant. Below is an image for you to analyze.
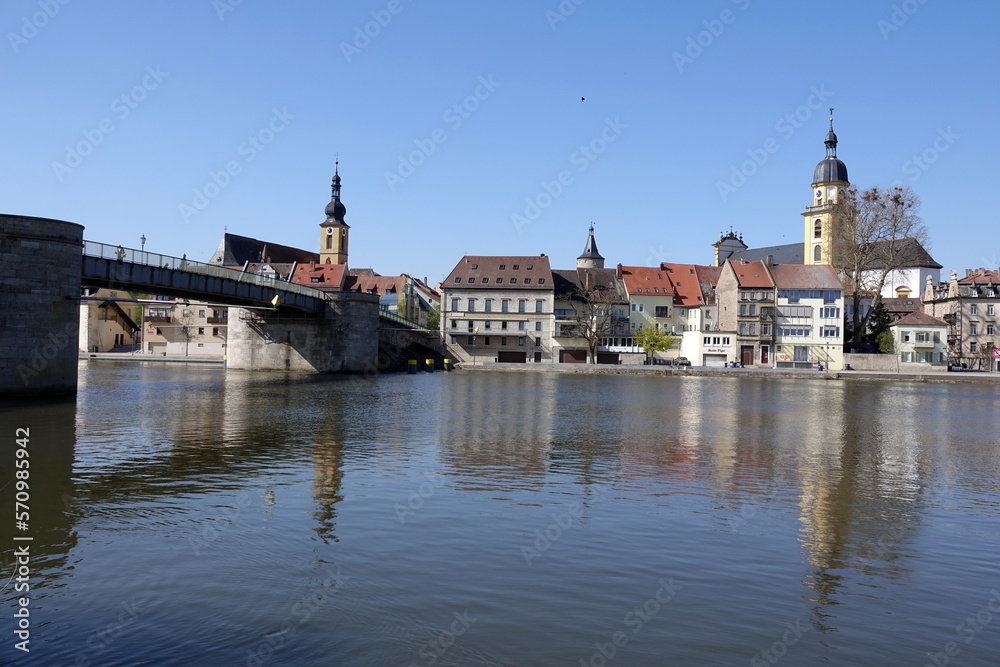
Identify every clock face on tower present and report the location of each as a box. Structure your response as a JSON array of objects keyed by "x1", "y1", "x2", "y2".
[
  {"x1": 326, "y1": 226, "x2": 334, "y2": 235},
  {"x1": 815, "y1": 189, "x2": 822, "y2": 200}
]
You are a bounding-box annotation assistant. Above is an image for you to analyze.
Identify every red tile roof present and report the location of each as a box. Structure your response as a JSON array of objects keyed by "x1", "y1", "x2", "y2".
[
  {"x1": 344, "y1": 275, "x2": 406, "y2": 294},
  {"x1": 727, "y1": 260, "x2": 773, "y2": 288},
  {"x1": 620, "y1": 266, "x2": 675, "y2": 297},
  {"x1": 290, "y1": 263, "x2": 347, "y2": 289},
  {"x1": 890, "y1": 311, "x2": 947, "y2": 327},
  {"x1": 445, "y1": 255, "x2": 552, "y2": 290},
  {"x1": 958, "y1": 270, "x2": 1000, "y2": 285},
  {"x1": 694, "y1": 265, "x2": 723, "y2": 288},
  {"x1": 659, "y1": 263, "x2": 707, "y2": 305},
  {"x1": 769, "y1": 263, "x2": 843, "y2": 290}
]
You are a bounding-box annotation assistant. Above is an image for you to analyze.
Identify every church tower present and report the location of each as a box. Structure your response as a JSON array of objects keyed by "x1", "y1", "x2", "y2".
[
  {"x1": 577, "y1": 223, "x2": 605, "y2": 269},
  {"x1": 803, "y1": 110, "x2": 849, "y2": 266},
  {"x1": 319, "y1": 162, "x2": 349, "y2": 265}
]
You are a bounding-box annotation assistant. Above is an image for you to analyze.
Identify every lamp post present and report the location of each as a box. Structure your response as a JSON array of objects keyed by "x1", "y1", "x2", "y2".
[
  {"x1": 140, "y1": 234, "x2": 146, "y2": 264},
  {"x1": 472, "y1": 327, "x2": 479, "y2": 366}
]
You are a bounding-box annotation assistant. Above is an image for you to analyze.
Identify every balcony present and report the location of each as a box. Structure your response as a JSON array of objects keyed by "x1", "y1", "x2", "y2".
[
  {"x1": 145, "y1": 316, "x2": 171, "y2": 324},
  {"x1": 207, "y1": 316, "x2": 227, "y2": 324},
  {"x1": 912, "y1": 339, "x2": 936, "y2": 349}
]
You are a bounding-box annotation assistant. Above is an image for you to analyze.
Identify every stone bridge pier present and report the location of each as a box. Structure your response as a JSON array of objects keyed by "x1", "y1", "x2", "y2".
[
  {"x1": 226, "y1": 292, "x2": 379, "y2": 372},
  {"x1": 1, "y1": 215, "x2": 83, "y2": 397}
]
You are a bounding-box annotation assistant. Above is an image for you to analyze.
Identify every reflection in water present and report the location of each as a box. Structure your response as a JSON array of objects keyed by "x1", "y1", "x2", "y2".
[{"x1": 3, "y1": 365, "x2": 1000, "y2": 665}]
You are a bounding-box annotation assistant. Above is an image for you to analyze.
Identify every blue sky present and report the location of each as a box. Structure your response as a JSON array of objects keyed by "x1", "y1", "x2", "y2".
[{"x1": 4, "y1": 0, "x2": 998, "y2": 286}]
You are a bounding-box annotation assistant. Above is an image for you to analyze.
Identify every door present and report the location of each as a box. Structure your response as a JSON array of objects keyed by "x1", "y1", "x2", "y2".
[
  {"x1": 560, "y1": 349, "x2": 587, "y2": 364},
  {"x1": 497, "y1": 351, "x2": 526, "y2": 363},
  {"x1": 760, "y1": 345, "x2": 770, "y2": 365},
  {"x1": 534, "y1": 352, "x2": 542, "y2": 363},
  {"x1": 740, "y1": 346, "x2": 754, "y2": 367},
  {"x1": 704, "y1": 354, "x2": 727, "y2": 368}
]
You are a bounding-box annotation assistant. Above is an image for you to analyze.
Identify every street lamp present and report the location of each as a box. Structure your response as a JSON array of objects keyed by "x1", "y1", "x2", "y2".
[{"x1": 472, "y1": 327, "x2": 479, "y2": 366}]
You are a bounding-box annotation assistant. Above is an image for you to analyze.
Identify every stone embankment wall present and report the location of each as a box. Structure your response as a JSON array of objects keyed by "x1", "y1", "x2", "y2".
[{"x1": 1, "y1": 214, "x2": 84, "y2": 396}]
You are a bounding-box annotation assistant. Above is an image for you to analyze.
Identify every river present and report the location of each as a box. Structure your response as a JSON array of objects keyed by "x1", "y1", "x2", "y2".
[{"x1": 1, "y1": 362, "x2": 999, "y2": 665}]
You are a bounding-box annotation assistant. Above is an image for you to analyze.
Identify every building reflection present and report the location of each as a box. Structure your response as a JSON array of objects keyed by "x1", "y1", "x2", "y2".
[{"x1": 435, "y1": 372, "x2": 556, "y2": 490}]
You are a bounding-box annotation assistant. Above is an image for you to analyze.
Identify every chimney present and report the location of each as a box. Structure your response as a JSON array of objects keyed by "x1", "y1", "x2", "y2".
[
  {"x1": 765, "y1": 254, "x2": 773, "y2": 267},
  {"x1": 966, "y1": 269, "x2": 973, "y2": 278},
  {"x1": 948, "y1": 270, "x2": 959, "y2": 299},
  {"x1": 923, "y1": 275, "x2": 934, "y2": 302},
  {"x1": 309, "y1": 260, "x2": 316, "y2": 270},
  {"x1": 616, "y1": 263, "x2": 623, "y2": 279}
]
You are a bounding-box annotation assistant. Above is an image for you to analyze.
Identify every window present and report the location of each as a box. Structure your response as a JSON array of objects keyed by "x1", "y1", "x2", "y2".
[
  {"x1": 467, "y1": 277, "x2": 475, "y2": 284},
  {"x1": 467, "y1": 299, "x2": 476, "y2": 312},
  {"x1": 749, "y1": 304, "x2": 757, "y2": 316},
  {"x1": 155, "y1": 327, "x2": 162, "y2": 335},
  {"x1": 903, "y1": 331, "x2": 911, "y2": 342},
  {"x1": 778, "y1": 327, "x2": 811, "y2": 337},
  {"x1": 501, "y1": 337, "x2": 508, "y2": 346},
  {"x1": 538, "y1": 278, "x2": 545, "y2": 285},
  {"x1": 971, "y1": 304, "x2": 978, "y2": 315},
  {"x1": 512, "y1": 265, "x2": 519, "y2": 270},
  {"x1": 814, "y1": 220, "x2": 822, "y2": 238},
  {"x1": 525, "y1": 279, "x2": 531, "y2": 285},
  {"x1": 518, "y1": 322, "x2": 525, "y2": 330},
  {"x1": 518, "y1": 337, "x2": 525, "y2": 346},
  {"x1": 820, "y1": 307, "x2": 840, "y2": 319},
  {"x1": 453, "y1": 277, "x2": 461, "y2": 283},
  {"x1": 813, "y1": 245, "x2": 822, "y2": 262},
  {"x1": 501, "y1": 321, "x2": 508, "y2": 330},
  {"x1": 199, "y1": 309, "x2": 205, "y2": 317},
  {"x1": 748, "y1": 324, "x2": 756, "y2": 335},
  {"x1": 535, "y1": 337, "x2": 541, "y2": 346},
  {"x1": 485, "y1": 299, "x2": 493, "y2": 312},
  {"x1": 535, "y1": 322, "x2": 542, "y2": 331},
  {"x1": 820, "y1": 326, "x2": 840, "y2": 338},
  {"x1": 988, "y1": 325, "x2": 995, "y2": 336},
  {"x1": 989, "y1": 305, "x2": 995, "y2": 316},
  {"x1": 970, "y1": 323, "x2": 978, "y2": 335},
  {"x1": 902, "y1": 351, "x2": 912, "y2": 362},
  {"x1": 484, "y1": 336, "x2": 491, "y2": 345},
  {"x1": 213, "y1": 327, "x2": 220, "y2": 336},
  {"x1": 499, "y1": 264, "x2": 506, "y2": 270},
  {"x1": 450, "y1": 320, "x2": 457, "y2": 329},
  {"x1": 518, "y1": 300, "x2": 527, "y2": 313},
  {"x1": 510, "y1": 278, "x2": 517, "y2": 284},
  {"x1": 496, "y1": 277, "x2": 503, "y2": 284},
  {"x1": 655, "y1": 306, "x2": 670, "y2": 318},
  {"x1": 535, "y1": 300, "x2": 544, "y2": 313},
  {"x1": 739, "y1": 323, "x2": 746, "y2": 335},
  {"x1": 638, "y1": 303, "x2": 644, "y2": 313},
  {"x1": 502, "y1": 299, "x2": 509, "y2": 312},
  {"x1": 761, "y1": 325, "x2": 770, "y2": 336},
  {"x1": 467, "y1": 321, "x2": 474, "y2": 332},
  {"x1": 916, "y1": 331, "x2": 930, "y2": 343},
  {"x1": 198, "y1": 327, "x2": 205, "y2": 335},
  {"x1": 484, "y1": 321, "x2": 491, "y2": 330},
  {"x1": 970, "y1": 341, "x2": 978, "y2": 354},
  {"x1": 451, "y1": 298, "x2": 459, "y2": 311},
  {"x1": 468, "y1": 336, "x2": 474, "y2": 344},
  {"x1": 631, "y1": 303, "x2": 637, "y2": 312},
  {"x1": 450, "y1": 335, "x2": 458, "y2": 344}
]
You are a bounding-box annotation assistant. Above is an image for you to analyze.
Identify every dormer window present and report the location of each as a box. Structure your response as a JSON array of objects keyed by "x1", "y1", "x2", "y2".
[{"x1": 498, "y1": 264, "x2": 506, "y2": 270}]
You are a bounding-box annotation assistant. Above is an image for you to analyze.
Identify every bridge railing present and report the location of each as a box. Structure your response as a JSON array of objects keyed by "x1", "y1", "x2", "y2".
[{"x1": 83, "y1": 240, "x2": 327, "y2": 300}]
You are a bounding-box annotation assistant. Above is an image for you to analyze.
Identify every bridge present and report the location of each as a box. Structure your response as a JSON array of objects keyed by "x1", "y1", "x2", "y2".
[{"x1": 3, "y1": 215, "x2": 444, "y2": 397}]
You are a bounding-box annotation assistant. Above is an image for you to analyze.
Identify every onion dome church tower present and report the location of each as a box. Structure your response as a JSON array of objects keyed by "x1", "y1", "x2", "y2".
[
  {"x1": 319, "y1": 161, "x2": 349, "y2": 265},
  {"x1": 803, "y1": 110, "x2": 850, "y2": 266}
]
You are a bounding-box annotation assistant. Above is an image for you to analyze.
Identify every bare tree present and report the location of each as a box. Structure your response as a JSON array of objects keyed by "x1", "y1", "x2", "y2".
[
  {"x1": 835, "y1": 185, "x2": 928, "y2": 342},
  {"x1": 567, "y1": 285, "x2": 622, "y2": 363}
]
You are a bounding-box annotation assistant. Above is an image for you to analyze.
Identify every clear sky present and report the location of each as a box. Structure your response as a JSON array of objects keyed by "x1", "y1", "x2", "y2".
[{"x1": 4, "y1": 1, "x2": 998, "y2": 286}]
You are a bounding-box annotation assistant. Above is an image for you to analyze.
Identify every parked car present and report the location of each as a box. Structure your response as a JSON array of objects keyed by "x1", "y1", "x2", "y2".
[{"x1": 671, "y1": 357, "x2": 691, "y2": 366}]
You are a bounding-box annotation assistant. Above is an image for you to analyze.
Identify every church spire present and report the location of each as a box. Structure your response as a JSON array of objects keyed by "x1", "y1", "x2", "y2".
[
  {"x1": 824, "y1": 108, "x2": 838, "y2": 158},
  {"x1": 577, "y1": 221, "x2": 605, "y2": 269},
  {"x1": 324, "y1": 159, "x2": 347, "y2": 225}
]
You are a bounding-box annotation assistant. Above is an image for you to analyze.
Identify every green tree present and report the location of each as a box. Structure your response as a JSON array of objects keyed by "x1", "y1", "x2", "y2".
[
  {"x1": 634, "y1": 325, "x2": 675, "y2": 364},
  {"x1": 876, "y1": 330, "x2": 895, "y2": 354},
  {"x1": 867, "y1": 300, "x2": 891, "y2": 342},
  {"x1": 426, "y1": 306, "x2": 440, "y2": 331}
]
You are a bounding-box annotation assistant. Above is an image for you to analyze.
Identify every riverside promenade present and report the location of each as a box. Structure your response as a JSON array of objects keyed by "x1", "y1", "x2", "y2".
[{"x1": 458, "y1": 362, "x2": 1000, "y2": 384}]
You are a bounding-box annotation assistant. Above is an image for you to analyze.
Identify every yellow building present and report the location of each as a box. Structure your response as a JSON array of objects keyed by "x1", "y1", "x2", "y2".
[
  {"x1": 802, "y1": 111, "x2": 850, "y2": 266},
  {"x1": 78, "y1": 288, "x2": 140, "y2": 353}
]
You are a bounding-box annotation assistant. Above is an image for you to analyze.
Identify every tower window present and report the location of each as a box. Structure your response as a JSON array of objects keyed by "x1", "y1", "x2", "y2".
[
  {"x1": 326, "y1": 235, "x2": 333, "y2": 249},
  {"x1": 814, "y1": 220, "x2": 822, "y2": 238},
  {"x1": 813, "y1": 245, "x2": 822, "y2": 262}
]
